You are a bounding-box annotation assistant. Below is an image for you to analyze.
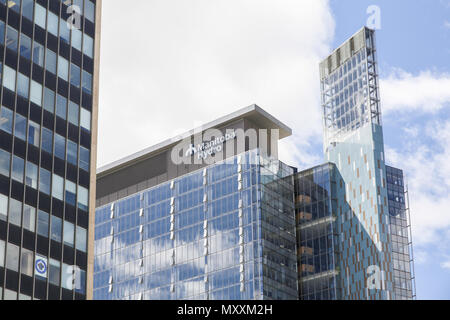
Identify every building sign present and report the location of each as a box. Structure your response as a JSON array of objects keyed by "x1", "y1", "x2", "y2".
[
  {"x1": 186, "y1": 131, "x2": 236, "y2": 160},
  {"x1": 35, "y1": 255, "x2": 48, "y2": 278}
]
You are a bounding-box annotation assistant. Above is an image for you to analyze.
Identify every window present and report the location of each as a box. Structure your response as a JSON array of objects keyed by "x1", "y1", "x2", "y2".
[
  {"x1": 21, "y1": 248, "x2": 34, "y2": 276},
  {"x1": 23, "y1": 205, "x2": 36, "y2": 232},
  {"x1": 75, "y1": 269, "x2": 86, "y2": 294},
  {"x1": 52, "y1": 174, "x2": 64, "y2": 201},
  {"x1": 51, "y1": 215, "x2": 62, "y2": 242},
  {"x1": 54, "y1": 133, "x2": 66, "y2": 160},
  {"x1": 14, "y1": 113, "x2": 27, "y2": 141},
  {"x1": 0, "y1": 239, "x2": 5, "y2": 267},
  {"x1": 72, "y1": 28, "x2": 82, "y2": 51},
  {"x1": 82, "y1": 70, "x2": 92, "y2": 95},
  {"x1": 4, "y1": 289, "x2": 17, "y2": 300},
  {"x1": 34, "y1": 3, "x2": 47, "y2": 29},
  {"x1": 19, "y1": 33, "x2": 32, "y2": 60},
  {"x1": 6, "y1": 26, "x2": 18, "y2": 52},
  {"x1": 46, "y1": 48, "x2": 57, "y2": 74},
  {"x1": 33, "y1": 41, "x2": 45, "y2": 67},
  {"x1": 9, "y1": 0, "x2": 21, "y2": 13},
  {"x1": 62, "y1": 263, "x2": 74, "y2": 290},
  {"x1": 0, "y1": 194, "x2": 7, "y2": 221},
  {"x1": 44, "y1": 87, "x2": 55, "y2": 113},
  {"x1": 85, "y1": 0, "x2": 95, "y2": 23},
  {"x1": 12, "y1": 155, "x2": 25, "y2": 183},
  {"x1": 60, "y1": 18, "x2": 71, "y2": 44},
  {"x1": 80, "y1": 108, "x2": 91, "y2": 132},
  {"x1": 25, "y1": 161, "x2": 38, "y2": 189},
  {"x1": 79, "y1": 146, "x2": 90, "y2": 172},
  {"x1": 41, "y1": 127, "x2": 53, "y2": 154},
  {"x1": 0, "y1": 20, "x2": 4, "y2": 45},
  {"x1": 22, "y1": 0, "x2": 35, "y2": 21},
  {"x1": 6, "y1": 243, "x2": 20, "y2": 272},
  {"x1": 0, "y1": 106, "x2": 13, "y2": 134},
  {"x1": 67, "y1": 140, "x2": 78, "y2": 166},
  {"x1": 0, "y1": 148, "x2": 11, "y2": 177},
  {"x1": 78, "y1": 185, "x2": 89, "y2": 211},
  {"x1": 47, "y1": 10, "x2": 59, "y2": 37},
  {"x1": 65, "y1": 180, "x2": 77, "y2": 206},
  {"x1": 83, "y1": 34, "x2": 94, "y2": 58},
  {"x1": 37, "y1": 210, "x2": 49, "y2": 237},
  {"x1": 17, "y1": 72, "x2": 29, "y2": 98},
  {"x1": 70, "y1": 63, "x2": 81, "y2": 88},
  {"x1": 3, "y1": 65, "x2": 16, "y2": 92},
  {"x1": 68, "y1": 101, "x2": 79, "y2": 126},
  {"x1": 63, "y1": 220, "x2": 75, "y2": 247},
  {"x1": 39, "y1": 167, "x2": 51, "y2": 195},
  {"x1": 30, "y1": 80, "x2": 42, "y2": 106},
  {"x1": 56, "y1": 94, "x2": 67, "y2": 120},
  {"x1": 49, "y1": 259, "x2": 60, "y2": 286},
  {"x1": 28, "y1": 120, "x2": 40, "y2": 147},
  {"x1": 8, "y1": 198, "x2": 22, "y2": 227},
  {"x1": 76, "y1": 226, "x2": 87, "y2": 252},
  {"x1": 58, "y1": 56, "x2": 69, "y2": 81}
]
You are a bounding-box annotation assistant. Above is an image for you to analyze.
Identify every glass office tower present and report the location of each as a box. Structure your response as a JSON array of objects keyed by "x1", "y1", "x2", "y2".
[
  {"x1": 313, "y1": 27, "x2": 415, "y2": 300},
  {"x1": 0, "y1": 0, "x2": 101, "y2": 300},
  {"x1": 94, "y1": 150, "x2": 298, "y2": 300}
]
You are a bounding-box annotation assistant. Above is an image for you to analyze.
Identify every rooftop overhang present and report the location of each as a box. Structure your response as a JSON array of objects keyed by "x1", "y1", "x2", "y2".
[{"x1": 97, "y1": 104, "x2": 292, "y2": 178}]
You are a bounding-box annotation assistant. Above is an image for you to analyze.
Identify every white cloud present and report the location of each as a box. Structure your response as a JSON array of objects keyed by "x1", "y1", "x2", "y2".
[
  {"x1": 98, "y1": 0, "x2": 335, "y2": 168},
  {"x1": 445, "y1": 20, "x2": 450, "y2": 29},
  {"x1": 441, "y1": 261, "x2": 450, "y2": 270},
  {"x1": 380, "y1": 69, "x2": 450, "y2": 114}
]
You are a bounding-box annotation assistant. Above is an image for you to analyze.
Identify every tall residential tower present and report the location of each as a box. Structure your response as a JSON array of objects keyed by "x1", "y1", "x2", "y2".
[{"x1": 0, "y1": 0, "x2": 101, "y2": 300}]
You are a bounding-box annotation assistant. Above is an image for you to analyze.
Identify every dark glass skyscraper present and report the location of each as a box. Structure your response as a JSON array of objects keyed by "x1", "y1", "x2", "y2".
[{"x1": 0, "y1": 0, "x2": 101, "y2": 300}]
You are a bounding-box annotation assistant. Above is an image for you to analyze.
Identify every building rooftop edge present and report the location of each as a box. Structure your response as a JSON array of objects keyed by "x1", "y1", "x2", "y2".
[{"x1": 96, "y1": 104, "x2": 292, "y2": 177}]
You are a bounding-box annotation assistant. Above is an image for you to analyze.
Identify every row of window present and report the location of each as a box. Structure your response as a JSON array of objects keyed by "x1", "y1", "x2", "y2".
[{"x1": 0, "y1": 147, "x2": 89, "y2": 209}]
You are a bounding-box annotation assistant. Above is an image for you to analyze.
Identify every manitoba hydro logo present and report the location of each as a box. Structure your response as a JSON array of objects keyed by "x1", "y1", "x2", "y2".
[{"x1": 186, "y1": 131, "x2": 236, "y2": 160}]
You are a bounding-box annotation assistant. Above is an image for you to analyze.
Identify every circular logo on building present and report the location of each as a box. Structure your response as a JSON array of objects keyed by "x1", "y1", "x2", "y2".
[{"x1": 35, "y1": 259, "x2": 47, "y2": 275}]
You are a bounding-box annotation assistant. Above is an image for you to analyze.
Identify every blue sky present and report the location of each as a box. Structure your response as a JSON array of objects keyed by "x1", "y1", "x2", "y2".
[{"x1": 329, "y1": 0, "x2": 450, "y2": 300}]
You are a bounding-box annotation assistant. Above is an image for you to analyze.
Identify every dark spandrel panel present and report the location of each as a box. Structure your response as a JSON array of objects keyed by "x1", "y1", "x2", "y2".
[
  {"x1": 0, "y1": 267, "x2": 4, "y2": 287},
  {"x1": 25, "y1": 186, "x2": 38, "y2": 207},
  {"x1": 80, "y1": 130, "x2": 91, "y2": 149},
  {"x1": 0, "y1": 221, "x2": 7, "y2": 241},
  {"x1": 55, "y1": 116, "x2": 67, "y2": 136},
  {"x1": 34, "y1": 278, "x2": 47, "y2": 300},
  {"x1": 34, "y1": 25, "x2": 46, "y2": 46},
  {"x1": 0, "y1": 4, "x2": 6, "y2": 20},
  {"x1": 13, "y1": 138, "x2": 27, "y2": 159},
  {"x1": 42, "y1": 110, "x2": 55, "y2": 131},
  {"x1": 27, "y1": 145, "x2": 40, "y2": 165},
  {"x1": 45, "y1": 71, "x2": 57, "y2": 90},
  {"x1": 20, "y1": 274, "x2": 33, "y2": 297},
  {"x1": 5, "y1": 269, "x2": 19, "y2": 291},
  {"x1": 70, "y1": 86, "x2": 81, "y2": 105},
  {"x1": 66, "y1": 164, "x2": 78, "y2": 184},
  {"x1": 22, "y1": 229, "x2": 36, "y2": 251},
  {"x1": 51, "y1": 198, "x2": 64, "y2": 218},
  {"x1": 76, "y1": 250, "x2": 87, "y2": 270},
  {"x1": 47, "y1": 33, "x2": 58, "y2": 53},
  {"x1": 21, "y1": 16, "x2": 33, "y2": 37},
  {"x1": 7, "y1": 9, "x2": 20, "y2": 30},
  {"x1": 16, "y1": 96, "x2": 29, "y2": 118},
  {"x1": 82, "y1": 56, "x2": 93, "y2": 75},
  {"x1": 63, "y1": 245, "x2": 75, "y2": 265},
  {"x1": 40, "y1": 151, "x2": 53, "y2": 172},
  {"x1": 59, "y1": 40, "x2": 70, "y2": 60},
  {"x1": 84, "y1": 19, "x2": 95, "y2": 38},
  {"x1": 32, "y1": 64, "x2": 44, "y2": 83},
  {"x1": 0, "y1": 130, "x2": 13, "y2": 152},
  {"x1": 79, "y1": 169, "x2": 90, "y2": 189},
  {"x1": 54, "y1": 157, "x2": 66, "y2": 177},
  {"x1": 29, "y1": 103, "x2": 42, "y2": 124},
  {"x1": 5, "y1": 48, "x2": 18, "y2": 69},
  {"x1": 0, "y1": 175, "x2": 10, "y2": 197},
  {"x1": 48, "y1": 284, "x2": 60, "y2": 300},
  {"x1": 57, "y1": 79, "x2": 69, "y2": 97},
  {"x1": 19, "y1": 56, "x2": 32, "y2": 76},
  {"x1": 62, "y1": 288, "x2": 74, "y2": 300},
  {"x1": 8, "y1": 224, "x2": 22, "y2": 246},
  {"x1": 71, "y1": 48, "x2": 82, "y2": 68},
  {"x1": 36, "y1": 235, "x2": 49, "y2": 256},
  {"x1": 2, "y1": 89, "x2": 15, "y2": 109},
  {"x1": 75, "y1": 293, "x2": 86, "y2": 301},
  {"x1": 36, "y1": 0, "x2": 48, "y2": 8},
  {"x1": 10, "y1": 180, "x2": 24, "y2": 203},
  {"x1": 81, "y1": 91, "x2": 92, "y2": 111},
  {"x1": 77, "y1": 209, "x2": 88, "y2": 229},
  {"x1": 48, "y1": 0, "x2": 60, "y2": 15},
  {"x1": 50, "y1": 240, "x2": 62, "y2": 260},
  {"x1": 68, "y1": 123, "x2": 79, "y2": 144},
  {"x1": 65, "y1": 204, "x2": 76, "y2": 224}
]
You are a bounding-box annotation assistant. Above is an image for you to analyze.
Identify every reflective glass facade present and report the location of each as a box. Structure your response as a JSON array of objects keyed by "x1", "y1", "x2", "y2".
[
  {"x1": 0, "y1": 0, "x2": 99, "y2": 300},
  {"x1": 94, "y1": 150, "x2": 298, "y2": 300}
]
